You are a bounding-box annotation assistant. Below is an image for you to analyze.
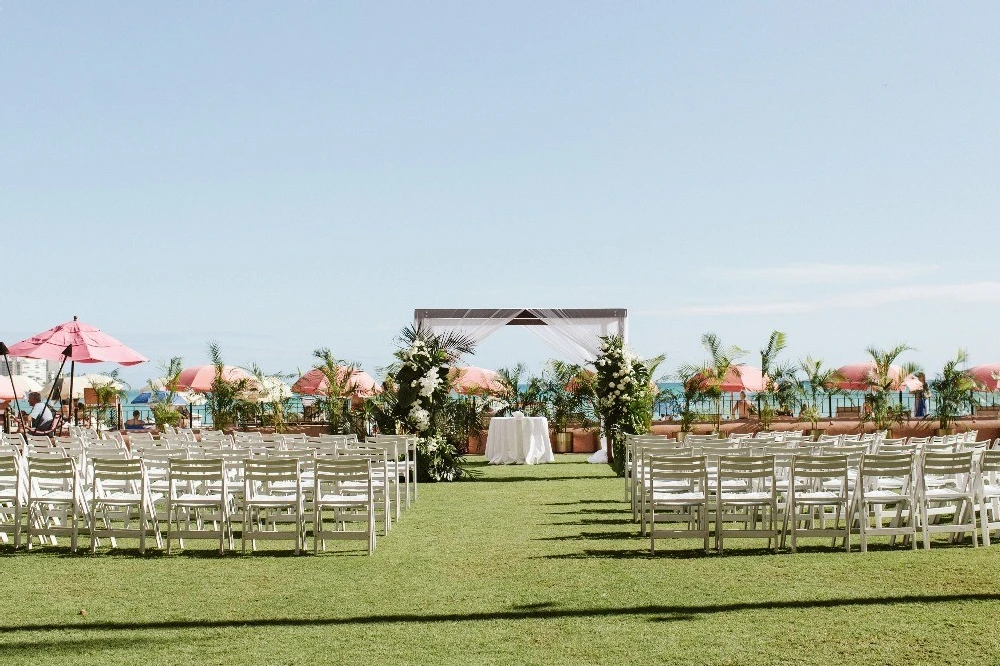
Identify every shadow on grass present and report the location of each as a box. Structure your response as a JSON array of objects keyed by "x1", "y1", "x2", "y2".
[
  {"x1": 2, "y1": 594, "x2": 997, "y2": 635},
  {"x1": 547, "y1": 518, "x2": 634, "y2": 526},
  {"x1": 478, "y1": 475, "x2": 618, "y2": 484},
  {"x1": 543, "y1": 500, "x2": 621, "y2": 506},
  {"x1": 0, "y1": 636, "x2": 169, "y2": 655}
]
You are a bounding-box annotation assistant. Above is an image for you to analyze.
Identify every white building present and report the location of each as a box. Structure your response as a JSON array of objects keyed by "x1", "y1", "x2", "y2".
[{"x1": 0, "y1": 358, "x2": 57, "y2": 387}]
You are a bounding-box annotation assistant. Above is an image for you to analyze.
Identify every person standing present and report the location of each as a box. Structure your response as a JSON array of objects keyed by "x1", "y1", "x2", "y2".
[
  {"x1": 913, "y1": 372, "x2": 928, "y2": 418},
  {"x1": 731, "y1": 391, "x2": 751, "y2": 419}
]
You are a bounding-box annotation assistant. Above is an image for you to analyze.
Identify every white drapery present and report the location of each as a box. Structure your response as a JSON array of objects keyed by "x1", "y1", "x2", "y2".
[
  {"x1": 524, "y1": 308, "x2": 621, "y2": 365},
  {"x1": 413, "y1": 308, "x2": 627, "y2": 364},
  {"x1": 415, "y1": 309, "x2": 521, "y2": 346}
]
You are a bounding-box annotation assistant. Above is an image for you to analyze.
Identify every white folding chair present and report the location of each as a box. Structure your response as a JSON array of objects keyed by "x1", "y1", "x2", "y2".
[
  {"x1": 313, "y1": 457, "x2": 376, "y2": 555},
  {"x1": 26, "y1": 455, "x2": 86, "y2": 551},
  {"x1": 242, "y1": 458, "x2": 304, "y2": 554},
  {"x1": 716, "y1": 455, "x2": 779, "y2": 554},
  {"x1": 853, "y1": 453, "x2": 917, "y2": 552},
  {"x1": 786, "y1": 454, "x2": 851, "y2": 552},
  {"x1": 918, "y1": 451, "x2": 977, "y2": 549},
  {"x1": 976, "y1": 450, "x2": 1000, "y2": 546},
  {"x1": 647, "y1": 454, "x2": 710, "y2": 554},
  {"x1": 90, "y1": 457, "x2": 162, "y2": 553},
  {"x1": 166, "y1": 458, "x2": 230, "y2": 554},
  {"x1": 0, "y1": 453, "x2": 24, "y2": 548}
]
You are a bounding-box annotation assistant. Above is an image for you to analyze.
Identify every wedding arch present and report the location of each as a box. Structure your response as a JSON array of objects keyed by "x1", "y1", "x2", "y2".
[{"x1": 413, "y1": 308, "x2": 627, "y2": 365}]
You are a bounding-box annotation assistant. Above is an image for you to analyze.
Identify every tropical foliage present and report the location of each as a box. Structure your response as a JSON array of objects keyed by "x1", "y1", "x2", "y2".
[
  {"x1": 492, "y1": 364, "x2": 546, "y2": 417},
  {"x1": 929, "y1": 349, "x2": 978, "y2": 431},
  {"x1": 388, "y1": 325, "x2": 476, "y2": 481},
  {"x1": 661, "y1": 363, "x2": 711, "y2": 434},
  {"x1": 859, "y1": 344, "x2": 920, "y2": 432},
  {"x1": 795, "y1": 356, "x2": 845, "y2": 430},
  {"x1": 594, "y1": 335, "x2": 663, "y2": 476},
  {"x1": 89, "y1": 370, "x2": 128, "y2": 435},
  {"x1": 697, "y1": 333, "x2": 746, "y2": 431},
  {"x1": 148, "y1": 357, "x2": 185, "y2": 431},
  {"x1": 310, "y1": 348, "x2": 364, "y2": 435},
  {"x1": 205, "y1": 342, "x2": 254, "y2": 431}
]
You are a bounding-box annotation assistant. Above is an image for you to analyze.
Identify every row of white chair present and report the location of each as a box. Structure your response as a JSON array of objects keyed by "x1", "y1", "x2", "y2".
[
  {"x1": 641, "y1": 449, "x2": 1000, "y2": 554},
  {"x1": 0, "y1": 434, "x2": 420, "y2": 556}
]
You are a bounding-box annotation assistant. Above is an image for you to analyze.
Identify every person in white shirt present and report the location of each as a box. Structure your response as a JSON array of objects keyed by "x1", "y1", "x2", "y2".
[{"x1": 23, "y1": 391, "x2": 54, "y2": 434}]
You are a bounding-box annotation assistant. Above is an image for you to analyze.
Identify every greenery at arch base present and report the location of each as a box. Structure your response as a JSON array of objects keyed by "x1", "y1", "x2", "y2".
[
  {"x1": 388, "y1": 326, "x2": 476, "y2": 482},
  {"x1": 594, "y1": 335, "x2": 662, "y2": 477}
]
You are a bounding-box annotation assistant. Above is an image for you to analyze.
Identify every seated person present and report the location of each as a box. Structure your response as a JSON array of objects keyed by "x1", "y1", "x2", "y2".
[
  {"x1": 124, "y1": 410, "x2": 148, "y2": 430},
  {"x1": 23, "y1": 391, "x2": 56, "y2": 435}
]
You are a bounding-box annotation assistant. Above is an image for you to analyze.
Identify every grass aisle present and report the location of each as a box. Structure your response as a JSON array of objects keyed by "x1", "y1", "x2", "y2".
[{"x1": 1, "y1": 455, "x2": 999, "y2": 664}]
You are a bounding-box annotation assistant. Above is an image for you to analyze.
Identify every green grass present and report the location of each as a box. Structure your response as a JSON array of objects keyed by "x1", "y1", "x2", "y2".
[{"x1": 1, "y1": 455, "x2": 999, "y2": 664}]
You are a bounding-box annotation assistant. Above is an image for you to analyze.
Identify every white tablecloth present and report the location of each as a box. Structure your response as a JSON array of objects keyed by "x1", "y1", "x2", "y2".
[{"x1": 485, "y1": 416, "x2": 554, "y2": 465}]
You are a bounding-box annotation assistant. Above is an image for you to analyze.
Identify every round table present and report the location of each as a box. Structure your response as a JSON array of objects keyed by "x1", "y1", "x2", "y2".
[{"x1": 485, "y1": 416, "x2": 554, "y2": 465}]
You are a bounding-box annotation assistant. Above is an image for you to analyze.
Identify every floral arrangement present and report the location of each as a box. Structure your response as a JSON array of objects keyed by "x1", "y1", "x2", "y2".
[
  {"x1": 389, "y1": 326, "x2": 475, "y2": 482},
  {"x1": 594, "y1": 335, "x2": 662, "y2": 476}
]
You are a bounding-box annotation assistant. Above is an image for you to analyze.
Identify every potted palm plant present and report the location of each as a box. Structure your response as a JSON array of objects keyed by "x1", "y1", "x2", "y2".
[
  {"x1": 795, "y1": 356, "x2": 845, "y2": 440},
  {"x1": 699, "y1": 333, "x2": 746, "y2": 434},
  {"x1": 929, "y1": 349, "x2": 978, "y2": 436},
  {"x1": 89, "y1": 372, "x2": 127, "y2": 436},
  {"x1": 541, "y1": 360, "x2": 588, "y2": 453},
  {"x1": 859, "y1": 344, "x2": 920, "y2": 436},
  {"x1": 662, "y1": 364, "x2": 709, "y2": 442},
  {"x1": 148, "y1": 357, "x2": 184, "y2": 432}
]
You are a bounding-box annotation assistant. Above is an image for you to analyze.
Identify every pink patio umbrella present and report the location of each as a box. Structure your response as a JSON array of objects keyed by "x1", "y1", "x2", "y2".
[
  {"x1": 449, "y1": 366, "x2": 502, "y2": 395},
  {"x1": 694, "y1": 364, "x2": 767, "y2": 393},
  {"x1": 834, "y1": 362, "x2": 921, "y2": 391},
  {"x1": 968, "y1": 364, "x2": 1000, "y2": 392},
  {"x1": 292, "y1": 367, "x2": 380, "y2": 397},
  {"x1": 6, "y1": 316, "x2": 147, "y2": 426},
  {"x1": 176, "y1": 365, "x2": 256, "y2": 393}
]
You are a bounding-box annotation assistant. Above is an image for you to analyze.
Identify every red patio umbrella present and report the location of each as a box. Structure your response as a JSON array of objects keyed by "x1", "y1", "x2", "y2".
[
  {"x1": 176, "y1": 365, "x2": 255, "y2": 393},
  {"x1": 292, "y1": 367, "x2": 380, "y2": 397},
  {"x1": 449, "y1": 366, "x2": 502, "y2": 395},
  {"x1": 834, "y1": 362, "x2": 920, "y2": 391},
  {"x1": 6, "y1": 316, "x2": 147, "y2": 426},
  {"x1": 694, "y1": 364, "x2": 767, "y2": 393},
  {"x1": 968, "y1": 364, "x2": 1000, "y2": 391}
]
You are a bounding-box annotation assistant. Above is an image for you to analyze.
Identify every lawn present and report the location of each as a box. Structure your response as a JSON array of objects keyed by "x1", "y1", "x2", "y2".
[{"x1": 1, "y1": 455, "x2": 998, "y2": 665}]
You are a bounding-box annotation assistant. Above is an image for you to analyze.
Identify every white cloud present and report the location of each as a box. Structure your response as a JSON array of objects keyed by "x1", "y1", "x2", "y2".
[
  {"x1": 641, "y1": 281, "x2": 1000, "y2": 317},
  {"x1": 720, "y1": 263, "x2": 939, "y2": 285}
]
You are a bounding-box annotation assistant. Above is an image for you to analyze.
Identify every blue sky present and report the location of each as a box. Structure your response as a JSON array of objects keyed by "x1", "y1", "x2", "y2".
[{"x1": 1, "y1": 3, "x2": 998, "y2": 387}]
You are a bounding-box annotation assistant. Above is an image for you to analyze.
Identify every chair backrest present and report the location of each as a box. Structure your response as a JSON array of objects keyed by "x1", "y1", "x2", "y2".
[
  {"x1": 0, "y1": 454, "x2": 20, "y2": 480},
  {"x1": 128, "y1": 431, "x2": 154, "y2": 442},
  {"x1": 980, "y1": 450, "x2": 1000, "y2": 474},
  {"x1": 718, "y1": 455, "x2": 775, "y2": 480},
  {"x1": 92, "y1": 457, "x2": 144, "y2": 483},
  {"x1": 922, "y1": 450, "x2": 974, "y2": 477},
  {"x1": 877, "y1": 441, "x2": 918, "y2": 455},
  {"x1": 860, "y1": 452, "x2": 914, "y2": 479},
  {"x1": 314, "y1": 457, "x2": 371, "y2": 485},
  {"x1": 169, "y1": 458, "x2": 225, "y2": 482},
  {"x1": 647, "y1": 453, "x2": 707, "y2": 483},
  {"x1": 820, "y1": 443, "x2": 867, "y2": 467},
  {"x1": 792, "y1": 453, "x2": 849, "y2": 479},
  {"x1": 244, "y1": 458, "x2": 299, "y2": 483},
  {"x1": 28, "y1": 455, "x2": 76, "y2": 479}
]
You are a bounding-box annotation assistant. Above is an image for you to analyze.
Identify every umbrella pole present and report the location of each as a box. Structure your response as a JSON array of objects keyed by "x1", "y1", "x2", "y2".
[
  {"x1": 69, "y1": 360, "x2": 76, "y2": 426},
  {"x1": 43, "y1": 346, "x2": 73, "y2": 435},
  {"x1": 0, "y1": 343, "x2": 27, "y2": 436}
]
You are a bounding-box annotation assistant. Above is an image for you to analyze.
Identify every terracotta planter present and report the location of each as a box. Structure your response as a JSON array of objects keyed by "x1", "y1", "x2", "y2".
[
  {"x1": 936, "y1": 427, "x2": 955, "y2": 436},
  {"x1": 809, "y1": 428, "x2": 826, "y2": 441}
]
